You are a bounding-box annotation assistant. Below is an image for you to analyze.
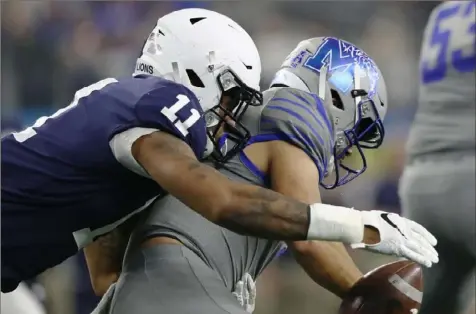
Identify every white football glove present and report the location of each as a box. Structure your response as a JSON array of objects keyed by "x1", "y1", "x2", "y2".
[
  {"x1": 232, "y1": 273, "x2": 256, "y2": 313},
  {"x1": 351, "y1": 210, "x2": 439, "y2": 268}
]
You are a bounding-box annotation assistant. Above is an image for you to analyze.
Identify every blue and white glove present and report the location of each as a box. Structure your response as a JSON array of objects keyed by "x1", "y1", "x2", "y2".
[{"x1": 232, "y1": 273, "x2": 256, "y2": 313}]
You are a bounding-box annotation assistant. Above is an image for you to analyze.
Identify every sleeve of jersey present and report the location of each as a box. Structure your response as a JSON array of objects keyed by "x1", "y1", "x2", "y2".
[
  {"x1": 134, "y1": 81, "x2": 207, "y2": 154},
  {"x1": 259, "y1": 89, "x2": 334, "y2": 181},
  {"x1": 110, "y1": 81, "x2": 207, "y2": 177}
]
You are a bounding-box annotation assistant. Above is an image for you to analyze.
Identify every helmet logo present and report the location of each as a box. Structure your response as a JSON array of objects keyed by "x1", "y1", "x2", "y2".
[
  {"x1": 135, "y1": 62, "x2": 154, "y2": 75},
  {"x1": 290, "y1": 50, "x2": 310, "y2": 68},
  {"x1": 303, "y1": 37, "x2": 380, "y2": 98}
]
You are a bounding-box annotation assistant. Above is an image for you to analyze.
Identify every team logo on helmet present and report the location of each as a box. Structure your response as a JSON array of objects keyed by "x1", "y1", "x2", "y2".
[{"x1": 304, "y1": 37, "x2": 380, "y2": 97}]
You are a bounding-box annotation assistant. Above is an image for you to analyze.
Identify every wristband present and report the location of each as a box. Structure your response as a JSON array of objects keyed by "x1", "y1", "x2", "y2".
[{"x1": 307, "y1": 203, "x2": 364, "y2": 244}]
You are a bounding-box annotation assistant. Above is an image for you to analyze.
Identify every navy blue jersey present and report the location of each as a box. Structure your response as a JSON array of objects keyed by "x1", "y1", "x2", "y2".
[{"x1": 1, "y1": 76, "x2": 207, "y2": 292}]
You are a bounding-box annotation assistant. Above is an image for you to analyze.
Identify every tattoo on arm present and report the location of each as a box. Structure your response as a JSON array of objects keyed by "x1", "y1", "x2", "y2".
[
  {"x1": 217, "y1": 183, "x2": 311, "y2": 240},
  {"x1": 135, "y1": 131, "x2": 311, "y2": 241},
  {"x1": 185, "y1": 159, "x2": 312, "y2": 240},
  {"x1": 182, "y1": 157, "x2": 312, "y2": 240}
]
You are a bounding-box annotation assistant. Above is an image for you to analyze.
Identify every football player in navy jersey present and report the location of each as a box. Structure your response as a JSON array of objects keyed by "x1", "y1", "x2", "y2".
[
  {"x1": 1, "y1": 119, "x2": 46, "y2": 314},
  {"x1": 2, "y1": 8, "x2": 438, "y2": 295}
]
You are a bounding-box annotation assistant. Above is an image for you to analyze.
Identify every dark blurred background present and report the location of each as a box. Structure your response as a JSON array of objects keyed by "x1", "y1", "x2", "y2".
[{"x1": 0, "y1": 1, "x2": 447, "y2": 314}]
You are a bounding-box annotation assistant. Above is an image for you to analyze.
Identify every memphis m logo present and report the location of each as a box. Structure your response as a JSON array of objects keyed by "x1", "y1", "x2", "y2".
[{"x1": 304, "y1": 37, "x2": 379, "y2": 97}]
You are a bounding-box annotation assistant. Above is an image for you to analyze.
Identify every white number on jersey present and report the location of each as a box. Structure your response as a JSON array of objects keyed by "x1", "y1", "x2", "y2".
[
  {"x1": 421, "y1": 1, "x2": 475, "y2": 84},
  {"x1": 13, "y1": 78, "x2": 118, "y2": 143},
  {"x1": 13, "y1": 79, "x2": 201, "y2": 142},
  {"x1": 161, "y1": 94, "x2": 201, "y2": 136}
]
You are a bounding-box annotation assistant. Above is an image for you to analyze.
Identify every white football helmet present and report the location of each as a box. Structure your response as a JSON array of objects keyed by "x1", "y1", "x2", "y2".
[
  {"x1": 271, "y1": 37, "x2": 388, "y2": 189},
  {"x1": 134, "y1": 8, "x2": 263, "y2": 162}
]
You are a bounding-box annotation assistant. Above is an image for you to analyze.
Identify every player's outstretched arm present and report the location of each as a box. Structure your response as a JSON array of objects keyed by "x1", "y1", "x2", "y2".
[
  {"x1": 132, "y1": 131, "x2": 311, "y2": 240},
  {"x1": 132, "y1": 132, "x2": 438, "y2": 267},
  {"x1": 265, "y1": 140, "x2": 363, "y2": 298},
  {"x1": 131, "y1": 131, "x2": 370, "y2": 241}
]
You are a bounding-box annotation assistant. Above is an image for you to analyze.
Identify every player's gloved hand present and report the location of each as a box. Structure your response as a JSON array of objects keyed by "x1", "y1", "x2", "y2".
[
  {"x1": 232, "y1": 273, "x2": 256, "y2": 313},
  {"x1": 351, "y1": 210, "x2": 439, "y2": 268}
]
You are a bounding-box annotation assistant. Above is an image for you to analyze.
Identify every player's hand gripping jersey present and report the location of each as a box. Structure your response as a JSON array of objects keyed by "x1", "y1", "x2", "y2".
[{"x1": 1, "y1": 76, "x2": 207, "y2": 292}]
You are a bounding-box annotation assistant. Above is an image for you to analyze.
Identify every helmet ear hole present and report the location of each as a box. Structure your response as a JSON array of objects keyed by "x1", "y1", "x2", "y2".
[
  {"x1": 186, "y1": 69, "x2": 205, "y2": 88},
  {"x1": 331, "y1": 89, "x2": 344, "y2": 110}
]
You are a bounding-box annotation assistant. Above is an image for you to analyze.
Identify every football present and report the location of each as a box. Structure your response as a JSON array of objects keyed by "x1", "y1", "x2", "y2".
[{"x1": 339, "y1": 260, "x2": 423, "y2": 314}]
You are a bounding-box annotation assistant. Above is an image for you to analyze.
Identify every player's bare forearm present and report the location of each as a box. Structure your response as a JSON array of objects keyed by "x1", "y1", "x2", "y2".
[
  {"x1": 288, "y1": 241, "x2": 362, "y2": 298},
  {"x1": 268, "y1": 140, "x2": 362, "y2": 298},
  {"x1": 84, "y1": 214, "x2": 139, "y2": 295},
  {"x1": 216, "y1": 182, "x2": 310, "y2": 239},
  {"x1": 133, "y1": 132, "x2": 310, "y2": 240}
]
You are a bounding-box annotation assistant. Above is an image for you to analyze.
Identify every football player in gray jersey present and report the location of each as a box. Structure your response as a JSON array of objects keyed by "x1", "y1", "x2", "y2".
[
  {"x1": 399, "y1": 2, "x2": 475, "y2": 314},
  {"x1": 90, "y1": 37, "x2": 438, "y2": 314}
]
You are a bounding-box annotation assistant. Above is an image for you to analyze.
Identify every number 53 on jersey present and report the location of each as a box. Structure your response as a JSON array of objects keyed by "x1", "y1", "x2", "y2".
[{"x1": 421, "y1": 1, "x2": 475, "y2": 84}]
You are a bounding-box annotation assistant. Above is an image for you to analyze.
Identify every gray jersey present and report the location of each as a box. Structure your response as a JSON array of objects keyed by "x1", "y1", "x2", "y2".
[
  {"x1": 400, "y1": 4, "x2": 476, "y2": 313},
  {"x1": 132, "y1": 87, "x2": 334, "y2": 290},
  {"x1": 406, "y1": 1, "x2": 475, "y2": 161}
]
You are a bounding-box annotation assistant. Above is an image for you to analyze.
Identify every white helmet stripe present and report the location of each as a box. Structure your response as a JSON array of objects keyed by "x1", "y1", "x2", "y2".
[
  {"x1": 318, "y1": 65, "x2": 328, "y2": 101},
  {"x1": 353, "y1": 64, "x2": 362, "y2": 124}
]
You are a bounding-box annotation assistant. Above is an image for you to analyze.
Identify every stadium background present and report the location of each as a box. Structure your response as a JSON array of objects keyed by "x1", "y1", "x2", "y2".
[{"x1": 0, "y1": 1, "x2": 451, "y2": 314}]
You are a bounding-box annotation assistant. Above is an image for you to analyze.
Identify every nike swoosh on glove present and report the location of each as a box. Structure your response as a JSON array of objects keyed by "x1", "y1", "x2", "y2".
[
  {"x1": 232, "y1": 273, "x2": 256, "y2": 313},
  {"x1": 351, "y1": 210, "x2": 439, "y2": 268}
]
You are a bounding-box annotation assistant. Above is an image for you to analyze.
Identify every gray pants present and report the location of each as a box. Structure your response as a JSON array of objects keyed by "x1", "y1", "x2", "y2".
[
  {"x1": 106, "y1": 244, "x2": 248, "y2": 314},
  {"x1": 399, "y1": 155, "x2": 476, "y2": 314}
]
